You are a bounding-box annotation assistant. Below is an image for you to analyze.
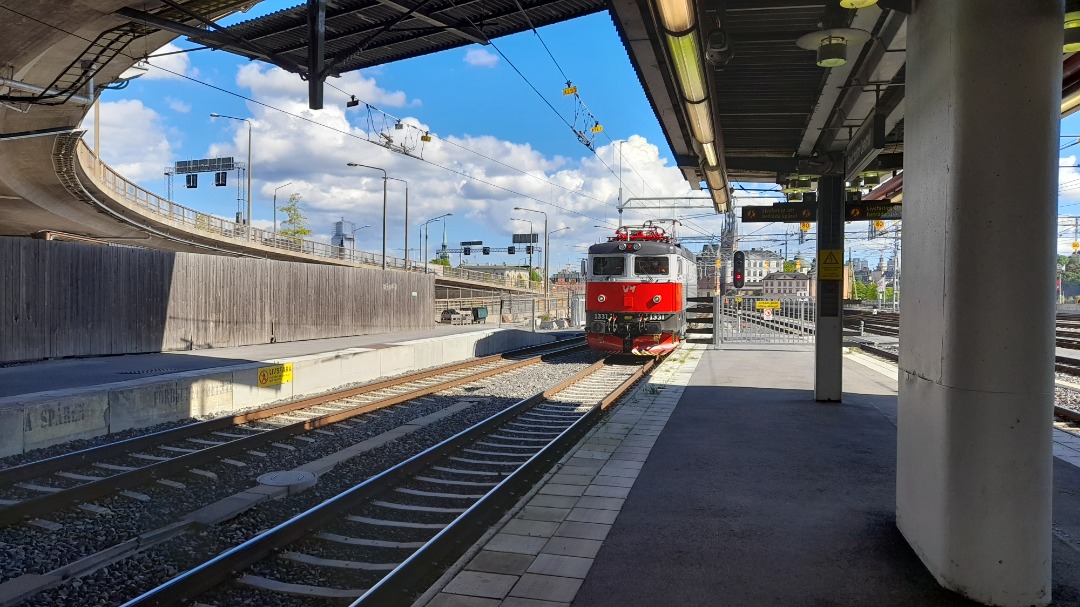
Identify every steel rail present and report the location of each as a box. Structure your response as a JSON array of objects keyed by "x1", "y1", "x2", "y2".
[
  {"x1": 0, "y1": 339, "x2": 586, "y2": 527},
  {"x1": 119, "y1": 355, "x2": 655, "y2": 607}
]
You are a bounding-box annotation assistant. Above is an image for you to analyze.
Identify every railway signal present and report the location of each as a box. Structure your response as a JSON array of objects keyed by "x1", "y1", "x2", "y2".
[{"x1": 733, "y1": 250, "x2": 745, "y2": 289}]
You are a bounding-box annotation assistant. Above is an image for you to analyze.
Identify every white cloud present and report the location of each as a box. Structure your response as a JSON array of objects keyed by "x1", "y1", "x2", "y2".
[
  {"x1": 166, "y1": 97, "x2": 191, "y2": 113},
  {"x1": 142, "y1": 43, "x2": 197, "y2": 80},
  {"x1": 464, "y1": 49, "x2": 499, "y2": 68},
  {"x1": 80, "y1": 99, "x2": 172, "y2": 182},
  {"x1": 236, "y1": 63, "x2": 413, "y2": 108},
  {"x1": 111, "y1": 64, "x2": 712, "y2": 268}
]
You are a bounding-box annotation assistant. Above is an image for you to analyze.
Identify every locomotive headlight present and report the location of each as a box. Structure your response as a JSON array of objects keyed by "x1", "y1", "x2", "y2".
[
  {"x1": 597, "y1": 294, "x2": 606, "y2": 302},
  {"x1": 618, "y1": 243, "x2": 627, "y2": 250},
  {"x1": 652, "y1": 295, "x2": 662, "y2": 303}
]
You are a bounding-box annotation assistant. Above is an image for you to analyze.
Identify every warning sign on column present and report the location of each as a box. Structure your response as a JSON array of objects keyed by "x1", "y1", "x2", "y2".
[
  {"x1": 819, "y1": 250, "x2": 844, "y2": 281},
  {"x1": 258, "y1": 363, "x2": 293, "y2": 388}
]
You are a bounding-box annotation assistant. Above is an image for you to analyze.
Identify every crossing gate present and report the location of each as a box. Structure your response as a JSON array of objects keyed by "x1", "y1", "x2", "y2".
[{"x1": 714, "y1": 296, "x2": 816, "y2": 345}]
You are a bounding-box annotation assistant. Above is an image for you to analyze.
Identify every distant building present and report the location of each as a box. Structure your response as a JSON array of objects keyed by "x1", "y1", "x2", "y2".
[
  {"x1": 553, "y1": 268, "x2": 584, "y2": 284},
  {"x1": 742, "y1": 249, "x2": 784, "y2": 288},
  {"x1": 762, "y1": 272, "x2": 810, "y2": 298},
  {"x1": 331, "y1": 218, "x2": 355, "y2": 249}
]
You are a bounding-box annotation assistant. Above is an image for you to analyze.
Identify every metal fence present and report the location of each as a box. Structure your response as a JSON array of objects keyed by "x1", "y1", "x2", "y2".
[
  {"x1": 435, "y1": 291, "x2": 581, "y2": 330},
  {"x1": 714, "y1": 295, "x2": 816, "y2": 345},
  {"x1": 76, "y1": 140, "x2": 541, "y2": 292}
]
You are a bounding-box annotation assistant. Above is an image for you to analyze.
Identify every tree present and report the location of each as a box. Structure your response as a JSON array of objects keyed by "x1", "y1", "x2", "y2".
[
  {"x1": 430, "y1": 258, "x2": 450, "y2": 266},
  {"x1": 529, "y1": 269, "x2": 542, "y2": 282},
  {"x1": 783, "y1": 261, "x2": 796, "y2": 272},
  {"x1": 278, "y1": 193, "x2": 311, "y2": 238}
]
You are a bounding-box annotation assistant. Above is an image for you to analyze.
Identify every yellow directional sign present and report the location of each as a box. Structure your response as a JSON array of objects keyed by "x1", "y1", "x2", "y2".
[
  {"x1": 820, "y1": 249, "x2": 844, "y2": 281},
  {"x1": 258, "y1": 363, "x2": 293, "y2": 388},
  {"x1": 563, "y1": 85, "x2": 578, "y2": 96},
  {"x1": 800, "y1": 222, "x2": 811, "y2": 232},
  {"x1": 755, "y1": 300, "x2": 781, "y2": 310}
]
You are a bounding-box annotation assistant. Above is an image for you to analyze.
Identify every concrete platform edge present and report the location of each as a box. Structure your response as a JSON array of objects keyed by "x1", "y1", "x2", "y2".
[{"x1": 0, "y1": 329, "x2": 557, "y2": 457}]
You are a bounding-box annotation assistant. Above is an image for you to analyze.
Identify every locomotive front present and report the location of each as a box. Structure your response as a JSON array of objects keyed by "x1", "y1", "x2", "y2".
[{"x1": 584, "y1": 225, "x2": 695, "y2": 355}]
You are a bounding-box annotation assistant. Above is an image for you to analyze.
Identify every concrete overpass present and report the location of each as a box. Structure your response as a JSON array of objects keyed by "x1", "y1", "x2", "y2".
[{"x1": 0, "y1": 0, "x2": 543, "y2": 295}]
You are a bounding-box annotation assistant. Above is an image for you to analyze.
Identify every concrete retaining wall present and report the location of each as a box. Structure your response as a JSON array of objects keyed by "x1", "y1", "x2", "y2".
[{"x1": 0, "y1": 329, "x2": 560, "y2": 457}]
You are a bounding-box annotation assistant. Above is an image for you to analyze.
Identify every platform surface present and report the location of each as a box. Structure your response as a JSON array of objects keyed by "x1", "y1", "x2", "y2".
[
  {"x1": 0, "y1": 323, "x2": 555, "y2": 399},
  {"x1": 426, "y1": 345, "x2": 1080, "y2": 607}
]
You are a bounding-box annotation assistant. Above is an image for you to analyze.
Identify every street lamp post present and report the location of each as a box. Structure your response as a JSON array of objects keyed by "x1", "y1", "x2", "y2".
[
  {"x1": 515, "y1": 207, "x2": 548, "y2": 295},
  {"x1": 350, "y1": 224, "x2": 371, "y2": 251},
  {"x1": 421, "y1": 213, "x2": 452, "y2": 270},
  {"x1": 272, "y1": 182, "x2": 293, "y2": 236},
  {"x1": 387, "y1": 177, "x2": 409, "y2": 270},
  {"x1": 347, "y1": 163, "x2": 388, "y2": 270},
  {"x1": 210, "y1": 113, "x2": 252, "y2": 240}
]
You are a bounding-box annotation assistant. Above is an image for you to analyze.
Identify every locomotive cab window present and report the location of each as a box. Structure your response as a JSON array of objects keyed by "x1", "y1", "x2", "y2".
[
  {"x1": 634, "y1": 256, "x2": 669, "y2": 276},
  {"x1": 592, "y1": 256, "x2": 625, "y2": 276}
]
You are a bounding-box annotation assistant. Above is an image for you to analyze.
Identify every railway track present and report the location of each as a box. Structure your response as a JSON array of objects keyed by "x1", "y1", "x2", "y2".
[
  {"x1": 118, "y1": 355, "x2": 656, "y2": 607},
  {"x1": 0, "y1": 339, "x2": 587, "y2": 528},
  {"x1": 852, "y1": 342, "x2": 1080, "y2": 428}
]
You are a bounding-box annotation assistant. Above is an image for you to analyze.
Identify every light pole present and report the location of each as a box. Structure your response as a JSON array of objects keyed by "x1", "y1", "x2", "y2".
[
  {"x1": 272, "y1": 182, "x2": 293, "y2": 236},
  {"x1": 387, "y1": 177, "x2": 409, "y2": 270},
  {"x1": 350, "y1": 224, "x2": 371, "y2": 251},
  {"x1": 515, "y1": 207, "x2": 548, "y2": 295},
  {"x1": 511, "y1": 217, "x2": 534, "y2": 269},
  {"x1": 421, "y1": 213, "x2": 452, "y2": 270},
  {"x1": 346, "y1": 162, "x2": 388, "y2": 270},
  {"x1": 614, "y1": 140, "x2": 627, "y2": 228},
  {"x1": 210, "y1": 113, "x2": 252, "y2": 239}
]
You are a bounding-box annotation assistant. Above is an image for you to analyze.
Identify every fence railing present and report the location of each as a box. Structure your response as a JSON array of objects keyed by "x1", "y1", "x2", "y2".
[
  {"x1": 714, "y1": 295, "x2": 816, "y2": 345},
  {"x1": 75, "y1": 139, "x2": 540, "y2": 292}
]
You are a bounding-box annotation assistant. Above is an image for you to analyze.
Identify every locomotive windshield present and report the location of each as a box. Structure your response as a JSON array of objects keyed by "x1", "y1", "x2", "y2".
[
  {"x1": 592, "y1": 256, "x2": 625, "y2": 276},
  {"x1": 634, "y1": 256, "x2": 669, "y2": 276}
]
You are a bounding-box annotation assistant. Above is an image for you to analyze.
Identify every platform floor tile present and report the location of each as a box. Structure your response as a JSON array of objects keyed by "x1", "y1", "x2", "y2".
[{"x1": 423, "y1": 343, "x2": 705, "y2": 607}]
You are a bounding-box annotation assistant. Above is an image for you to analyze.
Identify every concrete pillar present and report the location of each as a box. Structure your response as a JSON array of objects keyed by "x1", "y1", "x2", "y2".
[
  {"x1": 815, "y1": 175, "x2": 844, "y2": 402},
  {"x1": 897, "y1": 1, "x2": 1060, "y2": 605}
]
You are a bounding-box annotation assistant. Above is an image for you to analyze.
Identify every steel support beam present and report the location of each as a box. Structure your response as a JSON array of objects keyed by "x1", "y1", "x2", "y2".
[{"x1": 308, "y1": 0, "x2": 326, "y2": 110}]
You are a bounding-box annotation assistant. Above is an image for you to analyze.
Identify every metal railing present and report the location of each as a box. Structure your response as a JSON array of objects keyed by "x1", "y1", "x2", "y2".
[
  {"x1": 714, "y1": 295, "x2": 816, "y2": 345},
  {"x1": 74, "y1": 139, "x2": 540, "y2": 292}
]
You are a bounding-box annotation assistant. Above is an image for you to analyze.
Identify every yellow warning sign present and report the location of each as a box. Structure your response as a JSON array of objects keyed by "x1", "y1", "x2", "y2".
[
  {"x1": 1073, "y1": 241, "x2": 1079, "y2": 252},
  {"x1": 715, "y1": 259, "x2": 722, "y2": 268},
  {"x1": 820, "y1": 249, "x2": 843, "y2": 281},
  {"x1": 258, "y1": 363, "x2": 293, "y2": 388},
  {"x1": 874, "y1": 220, "x2": 885, "y2": 230},
  {"x1": 800, "y1": 222, "x2": 811, "y2": 232},
  {"x1": 755, "y1": 300, "x2": 781, "y2": 310}
]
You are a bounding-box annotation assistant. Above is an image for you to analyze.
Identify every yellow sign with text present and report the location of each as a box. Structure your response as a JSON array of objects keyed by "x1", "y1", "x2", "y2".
[
  {"x1": 258, "y1": 363, "x2": 293, "y2": 388},
  {"x1": 755, "y1": 300, "x2": 781, "y2": 310},
  {"x1": 820, "y1": 249, "x2": 844, "y2": 280},
  {"x1": 563, "y1": 85, "x2": 578, "y2": 96}
]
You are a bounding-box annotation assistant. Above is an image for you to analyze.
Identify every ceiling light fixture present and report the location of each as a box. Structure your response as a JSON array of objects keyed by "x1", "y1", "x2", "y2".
[
  {"x1": 655, "y1": 0, "x2": 695, "y2": 33},
  {"x1": 666, "y1": 33, "x2": 707, "y2": 102},
  {"x1": 1066, "y1": 11, "x2": 1080, "y2": 53},
  {"x1": 797, "y1": 28, "x2": 871, "y2": 68},
  {"x1": 685, "y1": 100, "x2": 714, "y2": 145}
]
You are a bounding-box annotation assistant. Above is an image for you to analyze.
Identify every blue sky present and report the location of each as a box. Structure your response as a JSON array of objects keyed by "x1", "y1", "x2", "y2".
[{"x1": 85, "y1": 1, "x2": 1080, "y2": 273}]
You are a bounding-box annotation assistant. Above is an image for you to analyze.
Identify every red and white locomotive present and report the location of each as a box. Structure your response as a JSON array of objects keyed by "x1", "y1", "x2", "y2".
[{"x1": 584, "y1": 222, "x2": 696, "y2": 355}]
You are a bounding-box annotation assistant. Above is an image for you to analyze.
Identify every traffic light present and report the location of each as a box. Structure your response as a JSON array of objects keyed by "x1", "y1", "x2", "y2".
[
  {"x1": 482, "y1": 246, "x2": 491, "y2": 255},
  {"x1": 526, "y1": 245, "x2": 534, "y2": 255},
  {"x1": 463, "y1": 247, "x2": 471, "y2": 255},
  {"x1": 732, "y1": 250, "x2": 745, "y2": 289},
  {"x1": 507, "y1": 246, "x2": 516, "y2": 255}
]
